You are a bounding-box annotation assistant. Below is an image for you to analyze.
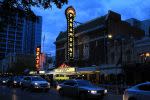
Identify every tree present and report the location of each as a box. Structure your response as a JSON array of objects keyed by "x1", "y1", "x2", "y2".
[
  {"x1": 2, "y1": 0, "x2": 68, "y2": 10},
  {"x1": 7, "y1": 54, "x2": 36, "y2": 74},
  {"x1": 0, "y1": 0, "x2": 69, "y2": 31}
]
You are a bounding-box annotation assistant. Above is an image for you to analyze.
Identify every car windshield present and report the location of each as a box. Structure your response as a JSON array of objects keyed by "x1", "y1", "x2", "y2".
[
  {"x1": 77, "y1": 80, "x2": 93, "y2": 86},
  {"x1": 32, "y1": 77, "x2": 45, "y2": 81}
]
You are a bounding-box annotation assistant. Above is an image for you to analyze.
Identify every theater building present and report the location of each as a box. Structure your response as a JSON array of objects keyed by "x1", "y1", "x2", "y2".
[{"x1": 55, "y1": 10, "x2": 144, "y2": 83}]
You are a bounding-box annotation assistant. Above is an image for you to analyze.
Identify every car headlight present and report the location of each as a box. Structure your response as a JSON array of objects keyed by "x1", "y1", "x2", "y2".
[
  {"x1": 91, "y1": 90, "x2": 97, "y2": 94},
  {"x1": 14, "y1": 81, "x2": 17, "y2": 84},
  {"x1": 47, "y1": 83, "x2": 50, "y2": 86},
  {"x1": 104, "y1": 89, "x2": 107, "y2": 94},
  {"x1": 2, "y1": 81, "x2": 6, "y2": 83},
  {"x1": 34, "y1": 83, "x2": 38, "y2": 85},
  {"x1": 56, "y1": 85, "x2": 61, "y2": 90}
]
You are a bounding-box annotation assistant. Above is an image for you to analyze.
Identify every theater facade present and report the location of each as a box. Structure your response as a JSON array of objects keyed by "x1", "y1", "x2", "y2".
[{"x1": 55, "y1": 10, "x2": 144, "y2": 84}]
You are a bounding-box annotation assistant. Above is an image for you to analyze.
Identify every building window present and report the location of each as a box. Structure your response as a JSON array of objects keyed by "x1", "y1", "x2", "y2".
[
  {"x1": 126, "y1": 50, "x2": 131, "y2": 63},
  {"x1": 111, "y1": 52, "x2": 114, "y2": 63},
  {"x1": 82, "y1": 36, "x2": 89, "y2": 59}
]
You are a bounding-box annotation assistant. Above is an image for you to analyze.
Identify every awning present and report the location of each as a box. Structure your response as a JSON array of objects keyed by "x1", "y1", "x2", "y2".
[
  {"x1": 100, "y1": 68, "x2": 122, "y2": 75},
  {"x1": 97, "y1": 64, "x2": 122, "y2": 75},
  {"x1": 77, "y1": 67, "x2": 100, "y2": 74}
]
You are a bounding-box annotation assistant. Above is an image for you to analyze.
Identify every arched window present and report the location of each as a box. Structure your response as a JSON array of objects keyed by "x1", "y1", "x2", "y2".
[
  {"x1": 83, "y1": 36, "x2": 89, "y2": 59},
  {"x1": 126, "y1": 50, "x2": 131, "y2": 63}
]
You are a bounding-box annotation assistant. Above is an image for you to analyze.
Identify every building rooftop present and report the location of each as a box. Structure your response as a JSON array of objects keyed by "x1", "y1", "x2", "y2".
[
  {"x1": 56, "y1": 10, "x2": 123, "y2": 42},
  {"x1": 56, "y1": 15, "x2": 106, "y2": 42}
]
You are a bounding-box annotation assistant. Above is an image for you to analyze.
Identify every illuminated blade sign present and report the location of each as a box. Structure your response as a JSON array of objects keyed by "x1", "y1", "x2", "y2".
[
  {"x1": 36, "y1": 47, "x2": 41, "y2": 71},
  {"x1": 65, "y1": 6, "x2": 76, "y2": 61}
]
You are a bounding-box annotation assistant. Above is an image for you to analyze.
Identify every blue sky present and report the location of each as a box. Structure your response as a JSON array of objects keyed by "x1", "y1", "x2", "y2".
[{"x1": 32, "y1": 0, "x2": 150, "y2": 56}]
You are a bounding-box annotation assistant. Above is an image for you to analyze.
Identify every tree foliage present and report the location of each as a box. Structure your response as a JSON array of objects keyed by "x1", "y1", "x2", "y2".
[
  {"x1": 7, "y1": 55, "x2": 36, "y2": 74},
  {"x1": 2, "y1": 0, "x2": 68, "y2": 10}
]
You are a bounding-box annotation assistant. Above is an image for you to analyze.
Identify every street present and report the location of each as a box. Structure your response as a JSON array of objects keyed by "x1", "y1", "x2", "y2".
[{"x1": 0, "y1": 85, "x2": 122, "y2": 100}]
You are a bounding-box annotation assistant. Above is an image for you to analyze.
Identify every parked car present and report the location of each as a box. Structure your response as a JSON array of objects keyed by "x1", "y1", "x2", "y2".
[
  {"x1": 21, "y1": 76, "x2": 50, "y2": 92},
  {"x1": 16, "y1": 76, "x2": 24, "y2": 87},
  {"x1": 7, "y1": 76, "x2": 24, "y2": 87},
  {"x1": 7, "y1": 76, "x2": 14, "y2": 87},
  {"x1": 1, "y1": 77, "x2": 10, "y2": 85},
  {"x1": 58, "y1": 79, "x2": 107, "y2": 100},
  {"x1": 0, "y1": 76, "x2": 3, "y2": 85},
  {"x1": 123, "y1": 82, "x2": 150, "y2": 100}
]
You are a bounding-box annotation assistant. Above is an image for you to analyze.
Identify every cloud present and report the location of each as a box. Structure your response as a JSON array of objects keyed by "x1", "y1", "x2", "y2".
[{"x1": 32, "y1": 0, "x2": 150, "y2": 56}]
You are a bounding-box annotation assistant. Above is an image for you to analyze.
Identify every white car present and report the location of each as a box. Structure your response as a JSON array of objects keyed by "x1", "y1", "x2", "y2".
[
  {"x1": 123, "y1": 82, "x2": 150, "y2": 100},
  {"x1": 21, "y1": 76, "x2": 50, "y2": 92}
]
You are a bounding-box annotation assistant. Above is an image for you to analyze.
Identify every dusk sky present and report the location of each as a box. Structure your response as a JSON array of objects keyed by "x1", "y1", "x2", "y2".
[{"x1": 32, "y1": 0, "x2": 150, "y2": 56}]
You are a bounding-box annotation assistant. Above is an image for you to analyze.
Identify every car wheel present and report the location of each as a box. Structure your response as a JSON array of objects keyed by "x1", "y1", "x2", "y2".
[
  {"x1": 79, "y1": 93, "x2": 86, "y2": 100},
  {"x1": 59, "y1": 89, "x2": 64, "y2": 96}
]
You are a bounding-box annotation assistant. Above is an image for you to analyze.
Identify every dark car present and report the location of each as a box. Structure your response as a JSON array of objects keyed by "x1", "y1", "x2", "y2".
[
  {"x1": 1, "y1": 77, "x2": 10, "y2": 85},
  {"x1": 58, "y1": 79, "x2": 107, "y2": 100},
  {"x1": 123, "y1": 82, "x2": 150, "y2": 100},
  {"x1": 21, "y1": 76, "x2": 50, "y2": 92},
  {"x1": 7, "y1": 76, "x2": 24, "y2": 87},
  {"x1": 0, "y1": 76, "x2": 2, "y2": 83},
  {"x1": 7, "y1": 76, "x2": 14, "y2": 87}
]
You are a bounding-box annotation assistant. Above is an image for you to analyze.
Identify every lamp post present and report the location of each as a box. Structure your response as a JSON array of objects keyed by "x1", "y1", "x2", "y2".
[{"x1": 104, "y1": 33, "x2": 113, "y2": 64}]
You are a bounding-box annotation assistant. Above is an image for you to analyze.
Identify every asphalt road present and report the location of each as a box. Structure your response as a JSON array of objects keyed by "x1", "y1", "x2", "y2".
[{"x1": 0, "y1": 85, "x2": 122, "y2": 100}]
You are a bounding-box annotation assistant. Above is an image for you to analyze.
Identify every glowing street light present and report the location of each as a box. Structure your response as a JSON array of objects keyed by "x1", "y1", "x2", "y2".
[
  {"x1": 146, "y1": 53, "x2": 150, "y2": 57},
  {"x1": 108, "y1": 34, "x2": 112, "y2": 39}
]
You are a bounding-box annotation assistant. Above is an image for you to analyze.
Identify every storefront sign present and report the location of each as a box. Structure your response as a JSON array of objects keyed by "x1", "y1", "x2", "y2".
[
  {"x1": 54, "y1": 67, "x2": 75, "y2": 73},
  {"x1": 65, "y1": 6, "x2": 76, "y2": 61},
  {"x1": 36, "y1": 47, "x2": 40, "y2": 71}
]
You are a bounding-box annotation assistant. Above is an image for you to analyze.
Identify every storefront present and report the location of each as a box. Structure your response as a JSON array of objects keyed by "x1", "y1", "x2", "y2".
[
  {"x1": 77, "y1": 67, "x2": 100, "y2": 84},
  {"x1": 53, "y1": 63, "x2": 100, "y2": 84}
]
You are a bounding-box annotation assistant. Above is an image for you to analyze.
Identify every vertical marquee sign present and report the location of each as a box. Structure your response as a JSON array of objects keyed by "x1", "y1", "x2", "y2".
[
  {"x1": 65, "y1": 6, "x2": 76, "y2": 62},
  {"x1": 36, "y1": 47, "x2": 41, "y2": 71}
]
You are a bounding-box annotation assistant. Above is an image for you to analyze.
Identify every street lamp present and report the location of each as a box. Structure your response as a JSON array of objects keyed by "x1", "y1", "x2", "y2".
[
  {"x1": 108, "y1": 34, "x2": 113, "y2": 39},
  {"x1": 146, "y1": 53, "x2": 150, "y2": 57},
  {"x1": 104, "y1": 33, "x2": 113, "y2": 64}
]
